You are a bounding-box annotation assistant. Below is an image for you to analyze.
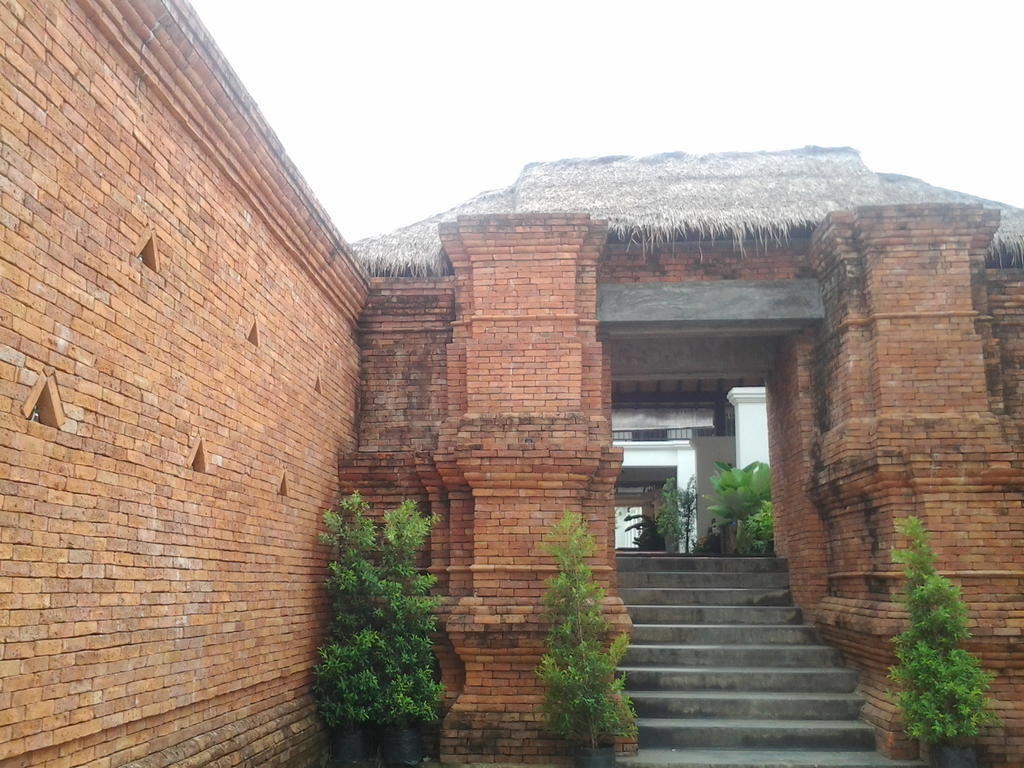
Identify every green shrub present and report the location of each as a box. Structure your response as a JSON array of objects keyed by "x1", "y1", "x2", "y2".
[
  {"x1": 314, "y1": 493, "x2": 382, "y2": 731},
  {"x1": 319, "y1": 492, "x2": 380, "y2": 639},
  {"x1": 736, "y1": 501, "x2": 773, "y2": 555},
  {"x1": 624, "y1": 509, "x2": 664, "y2": 551},
  {"x1": 888, "y1": 516, "x2": 1000, "y2": 745},
  {"x1": 537, "y1": 511, "x2": 637, "y2": 749},
  {"x1": 706, "y1": 461, "x2": 771, "y2": 527},
  {"x1": 313, "y1": 494, "x2": 443, "y2": 731},
  {"x1": 655, "y1": 477, "x2": 697, "y2": 553},
  {"x1": 374, "y1": 500, "x2": 444, "y2": 727},
  {"x1": 313, "y1": 631, "x2": 384, "y2": 730}
]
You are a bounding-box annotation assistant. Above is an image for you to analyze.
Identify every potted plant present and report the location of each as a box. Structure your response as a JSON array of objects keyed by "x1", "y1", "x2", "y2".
[
  {"x1": 313, "y1": 632, "x2": 383, "y2": 763},
  {"x1": 374, "y1": 500, "x2": 444, "y2": 767},
  {"x1": 623, "y1": 507, "x2": 664, "y2": 551},
  {"x1": 705, "y1": 461, "x2": 771, "y2": 555},
  {"x1": 693, "y1": 525, "x2": 722, "y2": 555},
  {"x1": 313, "y1": 494, "x2": 444, "y2": 766},
  {"x1": 888, "y1": 516, "x2": 1000, "y2": 768},
  {"x1": 654, "y1": 477, "x2": 697, "y2": 554},
  {"x1": 314, "y1": 492, "x2": 382, "y2": 763},
  {"x1": 537, "y1": 511, "x2": 637, "y2": 768}
]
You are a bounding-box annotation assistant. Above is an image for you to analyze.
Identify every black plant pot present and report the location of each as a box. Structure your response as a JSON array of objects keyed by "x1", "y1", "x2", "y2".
[
  {"x1": 929, "y1": 745, "x2": 977, "y2": 768},
  {"x1": 381, "y1": 727, "x2": 422, "y2": 767},
  {"x1": 574, "y1": 746, "x2": 616, "y2": 768},
  {"x1": 330, "y1": 728, "x2": 369, "y2": 765}
]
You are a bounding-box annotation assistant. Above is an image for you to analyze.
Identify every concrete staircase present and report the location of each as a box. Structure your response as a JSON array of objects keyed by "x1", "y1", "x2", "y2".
[{"x1": 615, "y1": 553, "x2": 923, "y2": 768}]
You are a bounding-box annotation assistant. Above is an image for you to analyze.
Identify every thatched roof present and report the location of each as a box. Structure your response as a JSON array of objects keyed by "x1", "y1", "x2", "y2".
[{"x1": 354, "y1": 147, "x2": 1024, "y2": 276}]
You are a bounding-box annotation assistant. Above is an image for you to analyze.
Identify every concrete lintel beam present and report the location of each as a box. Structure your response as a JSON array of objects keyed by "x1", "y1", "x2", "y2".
[
  {"x1": 606, "y1": 336, "x2": 779, "y2": 380},
  {"x1": 598, "y1": 279, "x2": 823, "y2": 337}
]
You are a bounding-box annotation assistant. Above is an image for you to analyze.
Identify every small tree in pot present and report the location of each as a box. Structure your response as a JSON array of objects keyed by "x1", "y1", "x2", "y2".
[
  {"x1": 654, "y1": 477, "x2": 697, "y2": 554},
  {"x1": 374, "y1": 500, "x2": 444, "y2": 767},
  {"x1": 313, "y1": 632, "x2": 383, "y2": 762},
  {"x1": 314, "y1": 495, "x2": 443, "y2": 766},
  {"x1": 314, "y1": 493, "x2": 382, "y2": 763},
  {"x1": 537, "y1": 511, "x2": 637, "y2": 768},
  {"x1": 888, "y1": 517, "x2": 1000, "y2": 768}
]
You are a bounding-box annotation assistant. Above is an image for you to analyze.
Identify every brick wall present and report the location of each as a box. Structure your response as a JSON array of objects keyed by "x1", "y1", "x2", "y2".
[
  {"x1": 336, "y1": 277, "x2": 457, "y2": 744},
  {"x1": 988, "y1": 270, "x2": 1024, "y2": 426},
  {"x1": 335, "y1": 276, "x2": 455, "y2": 591},
  {"x1": 8, "y1": 5, "x2": 1024, "y2": 768},
  {"x1": 765, "y1": 330, "x2": 828, "y2": 611},
  {"x1": 1, "y1": 1, "x2": 366, "y2": 766},
  {"x1": 354, "y1": 279, "x2": 455, "y2": 454},
  {"x1": 796, "y1": 205, "x2": 1024, "y2": 766},
  {"x1": 598, "y1": 235, "x2": 811, "y2": 283}
]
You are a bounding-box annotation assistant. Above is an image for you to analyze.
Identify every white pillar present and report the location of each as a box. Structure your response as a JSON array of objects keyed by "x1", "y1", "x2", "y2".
[
  {"x1": 727, "y1": 387, "x2": 770, "y2": 468},
  {"x1": 615, "y1": 439, "x2": 697, "y2": 552}
]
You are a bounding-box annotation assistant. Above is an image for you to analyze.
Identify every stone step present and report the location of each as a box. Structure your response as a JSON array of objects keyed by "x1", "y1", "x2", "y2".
[
  {"x1": 618, "y1": 571, "x2": 790, "y2": 589},
  {"x1": 631, "y1": 623, "x2": 819, "y2": 645},
  {"x1": 618, "y1": 748, "x2": 925, "y2": 767},
  {"x1": 619, "y1": 587, "x2": 793, "y2": 606},
  {"x1": 620, "y1": 666, "x2": 859, "y2": 693},
  {"x1": 616, "y1": 554, "x2": 919, "y2": 768},
  {"x1": 617, "y1": 556, "x2": 788, "y2": 573},
  {"x1": 623, "y1": 644, "x2": 841, "y2": 668},
  {"x1": 627, "y1": 605, "x2": 803, "y2": 625},
  {"x1": 629, "y1": 690, "x2": 864, "y2": 720},
  {"x1": 636, "y1": 718, "x2": 876, "y2": 750}
]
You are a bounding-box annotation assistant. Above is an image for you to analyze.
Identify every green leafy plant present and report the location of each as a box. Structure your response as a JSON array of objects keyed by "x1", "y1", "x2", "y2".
[
  {"x1": 655, "y1": 477, "x2": 697, "y2": 553},
  {"x1": 374, "y1": 500, "x2": 444, "y2": 727},
  {"x1": 736, "y1": 501, "x2": 774, "y2": 556},
  {"x1": 624, "y1": 509, "x2": 664, "y2": 551},
  {"x1": 313, "y1": 494, "x2": 443, "y2": 732},
  {"x1": 313, "y1": 631, "x2": 384, "y2": 730},
  {"x1": 705, "y1": 461, "x2": 771, "y2": 527},
  {"x1": 314, "y1": 493, "x2": 382, "y2": 731},
  {"x1": 537, "y1": 511, "x2": 637, "y2": 749},
  {"x1": 888, "y1": 516, "x2": 1000, "y2": 746},
  {"x1": 320, "y1": 492, "x2": 380, "y2": 640}
]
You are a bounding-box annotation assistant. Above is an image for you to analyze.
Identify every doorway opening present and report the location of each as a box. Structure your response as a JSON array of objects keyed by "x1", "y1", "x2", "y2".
[{"x1": 611, "y1": 377, "x2": 766, "y2": 552}]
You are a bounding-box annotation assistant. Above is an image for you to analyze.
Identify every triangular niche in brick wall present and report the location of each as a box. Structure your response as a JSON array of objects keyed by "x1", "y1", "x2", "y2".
[
  {"x1": 21, "y1": 373, "x2": 65, "y2": 429},
  {"x1": 247, "y1": 319, "x2": 260, "y2": 347},
  {"x1": 278, "y1": 470, "x2": 289, "y2": 497},
  {"x1": 135, "y1": 230, "x2": 159, "y2": 272},
  {"x1": 187, "y1": 436, "x2": 208, "y2": 473}
]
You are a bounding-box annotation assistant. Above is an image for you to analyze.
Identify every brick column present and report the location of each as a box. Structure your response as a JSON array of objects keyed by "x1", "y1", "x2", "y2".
[
  {"x1": 434, "y1": 215, "x2": 628, "y2": 764},
  {"x1": 807, "y1": 204, "x2": 1024, "y2": 762},
  {"x1": 766, "y1": 329, "x2": 828, "y2": 611}
]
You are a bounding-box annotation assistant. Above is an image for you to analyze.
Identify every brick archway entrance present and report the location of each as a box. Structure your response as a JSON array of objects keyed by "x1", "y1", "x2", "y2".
[{"x1": 342, "y1": 206, "x2": 1024, "y2": 766}]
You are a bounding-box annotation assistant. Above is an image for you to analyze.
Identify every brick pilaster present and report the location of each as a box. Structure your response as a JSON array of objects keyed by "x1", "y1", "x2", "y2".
[
  {"x1": 434, "y1": 215, "x2": 628, "y2": 764},
  {"x1": 807, "y1": 204, "x2": 1024, "y2": 763}
]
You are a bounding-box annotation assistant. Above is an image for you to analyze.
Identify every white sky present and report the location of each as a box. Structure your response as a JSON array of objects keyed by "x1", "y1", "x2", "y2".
[{"x1": 189, "y1": 0, "x2": 1024, "y2": 244}]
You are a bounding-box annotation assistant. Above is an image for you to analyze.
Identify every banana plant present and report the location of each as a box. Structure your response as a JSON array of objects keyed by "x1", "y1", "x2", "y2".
[{"x1": 706, "y1": 461, "x2": 771, "y2": 526}]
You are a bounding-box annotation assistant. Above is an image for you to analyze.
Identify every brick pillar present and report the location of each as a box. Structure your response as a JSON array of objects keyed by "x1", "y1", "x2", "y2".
[
  {"x1": 434, "y1": 214, "x2": 628, "y2": 764},
  {"x1": 766, "y1": 329, "x2": 828, "y2": 611},
  {"x1": 807, "y1": 204, "x2": 1024, "y2": 763}
]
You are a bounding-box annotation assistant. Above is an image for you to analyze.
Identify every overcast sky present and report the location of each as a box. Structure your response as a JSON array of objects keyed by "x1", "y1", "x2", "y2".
[{"x1": 189, "y1": 0, "x2": 1023, "y2": 244}]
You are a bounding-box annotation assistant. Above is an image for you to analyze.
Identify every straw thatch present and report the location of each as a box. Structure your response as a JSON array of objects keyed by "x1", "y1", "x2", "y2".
[{"x1": 354, "y1": 147, "x2": 1024, "y2": 276}]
